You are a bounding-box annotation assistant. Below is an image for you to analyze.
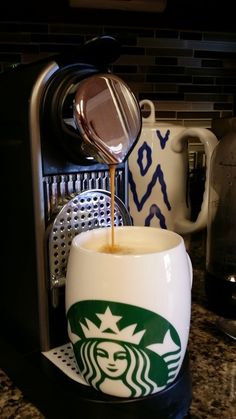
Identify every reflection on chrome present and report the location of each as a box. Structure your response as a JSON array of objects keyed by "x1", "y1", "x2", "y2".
[{"x1": 73, "y1": 74, "x2": 141, "y2": 164}]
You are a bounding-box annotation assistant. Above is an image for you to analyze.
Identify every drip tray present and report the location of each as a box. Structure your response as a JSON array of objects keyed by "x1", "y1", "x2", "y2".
[{"x1": 42, "y1": 343, "x2": 88, "y2": 386}]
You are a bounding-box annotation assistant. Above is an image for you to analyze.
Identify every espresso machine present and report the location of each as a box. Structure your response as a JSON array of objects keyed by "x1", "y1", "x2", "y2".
[{"x1": 0, "y1": 36, "x2": 191, "y2": 418}]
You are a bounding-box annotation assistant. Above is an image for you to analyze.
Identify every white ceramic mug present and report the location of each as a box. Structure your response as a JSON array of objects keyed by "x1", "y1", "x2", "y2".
[
  {"x1": 66, "y1": 226, "x2": 192, "y2": 399},
  {"x1": 128, "y1": 99, "x2": 218, "y2": 236}
]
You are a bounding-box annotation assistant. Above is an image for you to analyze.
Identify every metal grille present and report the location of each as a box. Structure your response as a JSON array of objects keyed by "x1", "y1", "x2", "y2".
[
  {"x1": 43, "y1": 167, "x2": 126, "y2": 223},
  {"x1": 48, "y1": 189, "x2": 131, "y2": 307}
]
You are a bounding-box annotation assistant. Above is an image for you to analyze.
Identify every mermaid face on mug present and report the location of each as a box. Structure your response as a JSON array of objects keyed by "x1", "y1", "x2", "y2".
[
  {"x1": 78, "y1": 338, "x2": 160, "y2": 398},
  {"x1": 67, "y1": 302, "x2": 182, "y2": 398},
  {"x1": 96, "y1": 341, "x2": 128, "y2": 378}
]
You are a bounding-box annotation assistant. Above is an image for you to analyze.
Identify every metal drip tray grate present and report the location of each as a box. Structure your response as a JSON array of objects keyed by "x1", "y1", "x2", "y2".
[
  {"x1": 48, "y1": 189, "x2": 131, "y2": 306},
  {"x1": 42, "y1": 343, "x2": 88, "y2": 386},
  {"x1": 48, "y1": 189, "x2": 131, "y2": 284}
]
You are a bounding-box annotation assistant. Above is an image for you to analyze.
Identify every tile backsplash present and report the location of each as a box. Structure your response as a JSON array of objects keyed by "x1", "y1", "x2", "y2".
[{"x1": 1, "y1": 15, "x2": 236, "y2": 125}]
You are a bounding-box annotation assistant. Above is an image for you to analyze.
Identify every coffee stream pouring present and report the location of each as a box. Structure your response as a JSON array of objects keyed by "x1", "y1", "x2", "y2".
[
  {"x1": 73, "y1": 73, "x2": 142, "y2": 165},
  {"x1": 73, "y1": 72, "x2": 142, "y2": 251}
]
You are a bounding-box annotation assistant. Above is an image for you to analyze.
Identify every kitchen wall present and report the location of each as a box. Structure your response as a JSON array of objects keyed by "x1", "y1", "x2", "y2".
[{"x1": 1, "y1": 6, "x2": 236, "y2": 127}]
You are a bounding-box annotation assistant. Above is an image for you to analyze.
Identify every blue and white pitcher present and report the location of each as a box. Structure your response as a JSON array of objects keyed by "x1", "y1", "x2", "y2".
[{"x1": 128, "y1": 99, "x2": 218, "y2": 238}]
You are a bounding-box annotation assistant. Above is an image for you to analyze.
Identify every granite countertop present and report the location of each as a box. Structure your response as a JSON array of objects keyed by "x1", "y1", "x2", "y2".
[
  {"x1": 0, "y1": 231, "x2": 235, "y2": 419},
  {"x1": 188, "y1": 233, "x2": 236, "y2": 419}
]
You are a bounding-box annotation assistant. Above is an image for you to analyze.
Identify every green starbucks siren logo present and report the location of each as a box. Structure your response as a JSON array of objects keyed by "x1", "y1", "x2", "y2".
[{"x1": 67, "y1": 300, "x2": 181, "y2": 398}]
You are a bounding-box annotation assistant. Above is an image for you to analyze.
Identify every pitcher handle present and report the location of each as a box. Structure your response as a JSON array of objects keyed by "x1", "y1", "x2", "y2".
[
  {"x1": 171, "y1": 127, "x2": 218, "y2": 234},
  {"x1": 139, "y1": 99, "x2": 156, "y2": 124}
]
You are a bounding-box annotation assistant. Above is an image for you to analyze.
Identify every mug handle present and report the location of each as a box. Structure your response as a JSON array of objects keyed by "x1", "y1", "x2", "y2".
[{"x1": 171, "y1": 127, "x2": 218, "y2": 234}]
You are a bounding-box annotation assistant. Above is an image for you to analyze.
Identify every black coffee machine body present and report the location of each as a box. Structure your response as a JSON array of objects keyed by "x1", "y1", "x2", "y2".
[
  {"x1": 0, "y1": 37, "x2": 191, "y2": 419},
  {"x1": 0, "y1": 36, "x2": 134, "y2": 354}
]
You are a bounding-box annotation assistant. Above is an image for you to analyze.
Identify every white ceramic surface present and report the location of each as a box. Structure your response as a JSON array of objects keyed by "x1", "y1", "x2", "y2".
[
  {"x1": 66, "y1": 226, "x2": 192, "y2": 398},
  {"x1": 128, "y1": 99, "x2": 218, "y2": 235}
]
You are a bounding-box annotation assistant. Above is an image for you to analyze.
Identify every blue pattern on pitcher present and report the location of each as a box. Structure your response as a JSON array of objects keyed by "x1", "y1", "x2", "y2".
[
  {"x1": 137, "y1": 141, "x2": 152, "y2": 176},
  {"x1": 128, "y1": 128, "x2": 172, "y2": 228},
  {"x1": 145, "y1": 204, "x2": 167, "y2": 229},
  {"x1": 156, "y1": 129, "x2": 170, "y2": 149},
  {"x1": 128, "y1": 164, "x2": 171, "y2": 212}
]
